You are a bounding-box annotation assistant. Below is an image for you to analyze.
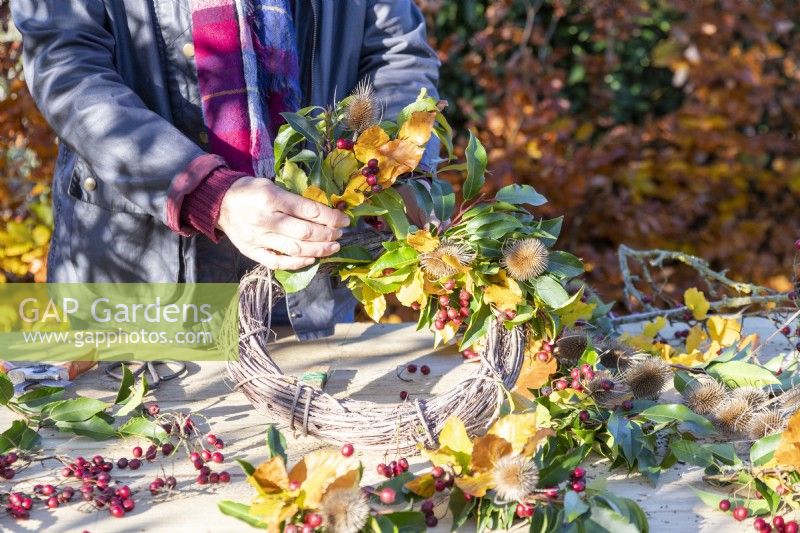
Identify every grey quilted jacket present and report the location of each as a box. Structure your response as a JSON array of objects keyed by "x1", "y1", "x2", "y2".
[{"x1": 11, "y1": 0, "x2": 440, "y2": 340}]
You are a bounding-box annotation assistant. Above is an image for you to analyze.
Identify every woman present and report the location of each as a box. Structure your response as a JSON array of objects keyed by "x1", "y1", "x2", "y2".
[{"x1": 11, "y1": 0, "x2": 440, "y2": 340}]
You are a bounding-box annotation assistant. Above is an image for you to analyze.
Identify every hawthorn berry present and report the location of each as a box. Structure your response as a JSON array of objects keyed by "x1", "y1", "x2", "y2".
[
  {"x1": 371, "y1": 184, "x2": 382, "y2": 193},
  {"x1": 129, "y1": 459, "x2": 142, "y2": 470},
  {"x1": 425, "y1": 515, "x2": 438, "y2": 527},
  {"x1": 578, "y1": 410, "x2": 590, "y2": 423},
  {"x1": 368, "y1": 158, "x2": 379, "y2": 168},
  {"x1": 407, "y1": 364, "x2": 417, "y2": 373},
  {"x1": 341, "y1": 443, "x2": 354, "y2": 457},
  {"x1": 376, "y1": 463, "x2": 388, "y2": 477},
  {"x1": 146, "y1": 403, "x2": 160, "y2": 416},
  {"x1": 554, "y1": 379, "x2": 568, "y2": 391},
  {"x1": 516, "y1": 502, "x2": 533, "y2": 518},
  {"x1": 431, "y1": 466, "x2": 444, "y2": 478},
  {"x1": 399, "y1": 390, "x2": 408, "y2": 400},
  {"x1": 211, "y1": 452, "x2": 224, "y2": 463},
  {"x1": 398, "y1": 458, "x2": 409, "y2": 471},
  {"x1": 753, "y1": 518, "x2": 767, "y2": 531},
  {"x1": 109, "y1": 504, "x2": 125, "y2": 518},
  {"x1": 116, "y1": 486, "x2": 131, "y2": 499},
  {"x1": 47, "y1": 497, "x2": 59, "y2": 509},
  {"x1": 571, "y1": 480, "x2": 586, "y2": 492},
  {"x1": 732, "y1": 506, "x2": 748, "y2": 521},
  {"x1": 420, "y1": 365, "x2": 431, "y2": 375},
  {"x1": 116, "y1": 457, "x2": 128, "y2": 469},
  {"x1": 122, "y1": 498, "x2": 135, "y2": 512},
  {"x1": 366, "y1": 175, "x2": 378, "y2": 186},
  {"x1": 621, "y1": 400, "x2": 634, "y2": 411},
  {"x1": 201, "y1": 450, "x2": 212, "y2": 461},
  {"x1": 305, "y1": 512, "x2": 323, "y2": 527},
  {"x1": 786, "y1": 520, "x2": 799, "y2": 533},
  {"x1": 209, "y1": 472, "x2": 220, "y2": 484},
  {"x1": 132, "y1": 446, "x2": 143, "y2": 458},
  {"x1": 443, "y1": 279, "x2": 456, "y2": 291},
  {"x1": 773, "y1": 516, "x2": 785, "y2": 529},
  {"x1": 438, "y1": 295, "x2": 450, "y2": 306},
  {"x1": 379, "y1": 487, "x2": 396, "y2": 504},
  {"x1": 219, "y1": 471, "x2": 231, "y2": 483},
  {"x1": 162, "y1": 443, "x2": 174, "y2": 456}
]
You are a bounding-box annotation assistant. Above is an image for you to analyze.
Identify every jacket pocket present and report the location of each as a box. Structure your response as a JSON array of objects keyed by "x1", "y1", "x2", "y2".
[{"x1": 65, "y1": 153, "x2": 151, "y2": 217}]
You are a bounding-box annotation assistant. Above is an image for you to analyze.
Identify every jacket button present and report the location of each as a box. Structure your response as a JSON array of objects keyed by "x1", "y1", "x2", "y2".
[
  {"x1": 290, "y1": 311, "x2": 302, "y2": 319},
  {"x1": 83, "y1": 177, "x2": 97, "y2": 191},
  {"x1": 199, "y1": 132, "x2": 208, "y2": 144},
  {"x1": 182, "y1": 42, "x2": 195, "y2": 58}
]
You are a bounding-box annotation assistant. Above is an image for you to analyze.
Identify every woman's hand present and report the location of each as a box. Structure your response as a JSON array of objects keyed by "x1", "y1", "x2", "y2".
[{"x1": 218, "y1": 177, "x2": 350, "y2": 270}]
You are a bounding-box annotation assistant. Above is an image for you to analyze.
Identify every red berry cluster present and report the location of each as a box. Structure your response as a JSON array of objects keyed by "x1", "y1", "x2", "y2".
[
  {"x1": 335, "y1": 138, "x2": 354, "y2": 151},
  {"x1": 283, "y1": 511, "x2": 323, "y2": 533},
  {"x1": 777, "y1": 323, "x2": 800, "y2": 353},
  {"x1": 376, "y1": 457, "x2": 410, "y2": 479},
  {"x1": 361, "y1": 158, "x2": 382, "y2": 193},
  {"x1": 434, "y1": 286, "x2": 472, "y2": 332},
  {"x1": 420, "y1": 498, "x2": 438, "y2": 527},
  {"x1": 515, "y1": 501, "x2": 534, "y2": 519},
  {"x1": 190, "y1": 434, "x2": 230, "y2": 486},
  {"x1": 720, "y1": 498, "x2": 798, "y2": 532},
  {"x1": 570, "y1": 467, "x2": 586, "y2": 492},
  {"x1": 431, "y1": 465, "x2": 455, "y2": 493},
  {"x1": 0, "y1": 452, "x2": 18, "y2": 480},
  {"x1": 551, "y1": 363, "x2": 595, "y2": 393}
]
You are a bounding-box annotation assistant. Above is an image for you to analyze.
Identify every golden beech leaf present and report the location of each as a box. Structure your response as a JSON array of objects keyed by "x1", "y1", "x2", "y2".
[
  {"x1": 684, "y1": 288, "x2": 710, "y2": 320},
  {"x1": 642, "y1": 316, "x2": 667, "y2": 338},
  {"x1": 438, "y1": 321, "x2": 459, "y2": 344},
  {"x1": 397, "y1": 269, "x2": 426, "y2": 307},
  {"x1": 471, "y1": 433, "x2": 513, "y2": 472},
  {"x1": 405, "y1": 473, "x2": 436, "y2": 498},
  {"x1": 454, "y1": 471, "x2": 494, "y2": 498},
  {"x1": 288, "y1": 450, "x2": 360, "y2": 509},
  {"x1": 249, "y1": 494, "x2": 290, "y2": 529},
  {"x1": 353, "y1": 125, "x2": 390, "y2": 163},
  {"x1": 375, "y1": 139, "x2": 425, "y2": 184},
  {"x1": 301, "y1": 185, "x2": 331, "y2": 206},
  {"x1": 521, "y1": 428, "x2": 555, "y2": 457},
  {"x1": 483, "y1": 270, "x2": 523, "y2": 310},
  {"x1": 685, "y1": 325, "x2": 708, "y2": 353},
  {"x1": 775, "y1": 411, "x2": 800, "y2": 468},
  {"x1": 557, "y1": 299, "x2": 596, "y2": 328},
  {"x1": 738, "y1": 332, "x2": 759, "y2": 351},
  {"x1": 488, "y1": 413, "x2": 539, "y2": 454},
  {"x1": 407, "y1": 229, "x2": 440, "y2": 253},
  {"x1": 398, "y1": 111, "x2": 436, "y2": 146},
  {"x1": 251, "y1": 456, "x2": 289, "y2": 494},
  {"x1": 361, "y1": 285, "x2": 386, "y2": 323},
  {"x1": 707, "y1": 316, "x2": 741, "y2": 347},
  {"x1": 513, "y1": 355, "x2": 557, "y2": 400},
  {"x1": 439, "y1": 416, "x2": 474, "y2": 458},
  {"x1": 332, "y1": 175, "x2": 367, "y2": 208}
]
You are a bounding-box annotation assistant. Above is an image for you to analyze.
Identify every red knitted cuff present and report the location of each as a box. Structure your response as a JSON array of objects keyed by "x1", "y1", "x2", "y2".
[{"x1": 180, "y1": 166, "x2": 248, "y2": 242}]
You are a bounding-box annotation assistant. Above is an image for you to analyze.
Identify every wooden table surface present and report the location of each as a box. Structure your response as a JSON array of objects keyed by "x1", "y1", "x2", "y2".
[{"x1": 0, "y1": 318, "x2": 792, "y2": 532}]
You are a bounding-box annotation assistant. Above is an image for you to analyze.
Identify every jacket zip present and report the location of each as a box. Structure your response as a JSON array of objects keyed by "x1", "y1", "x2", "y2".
[{"x1": 308, "y1": 0, "x2": 319, "y2": 103}]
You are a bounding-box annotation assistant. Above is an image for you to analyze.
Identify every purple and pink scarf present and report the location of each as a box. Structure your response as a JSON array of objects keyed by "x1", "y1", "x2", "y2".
[{"x1": 188, "y1": 0, "x2": 301, "y2": 177}]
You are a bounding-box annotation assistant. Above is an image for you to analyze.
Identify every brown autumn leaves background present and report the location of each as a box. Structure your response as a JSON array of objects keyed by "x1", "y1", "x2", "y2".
[{"x1": 1, "y1": 0, "x2": 799, "y2": 312}]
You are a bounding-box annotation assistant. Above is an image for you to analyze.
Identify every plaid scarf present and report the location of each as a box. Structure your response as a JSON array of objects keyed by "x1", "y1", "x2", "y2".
[{"x1": 189, "y1": 0, "x2": 301, "y2": 177}]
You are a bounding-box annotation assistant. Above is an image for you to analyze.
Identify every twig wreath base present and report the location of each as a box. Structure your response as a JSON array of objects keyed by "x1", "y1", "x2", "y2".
[{"x1": 227, "y1": 233, "x2": 527, "y2": 452}]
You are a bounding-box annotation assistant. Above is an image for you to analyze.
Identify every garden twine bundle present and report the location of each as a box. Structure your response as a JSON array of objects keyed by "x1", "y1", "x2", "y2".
[{"x1": 226, "y1": 233, "x2": 527, "y2": 451}]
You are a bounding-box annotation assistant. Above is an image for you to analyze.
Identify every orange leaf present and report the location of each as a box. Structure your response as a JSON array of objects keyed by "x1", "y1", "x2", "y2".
[
  {"x1": 405, "y1": 473, "x2": 436, "y2": 498},
  {"x1": 776, "y1": 411, "x2": 800, "y2": 468},
  {"x1": 512, "y1": 355, "x2": 557, "y2": 400},
  {"x1": 398, "y1": 111, "x2": 436, "y2": 146},
  {"x1": 471, "y1": 433, "x2": 513, "y2": 471}
]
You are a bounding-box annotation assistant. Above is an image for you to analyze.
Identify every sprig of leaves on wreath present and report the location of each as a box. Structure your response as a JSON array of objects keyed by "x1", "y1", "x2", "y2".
[
  {"x1": 0, "y1": 367, "x2": 171, "y2": 454},
  {"x1": 273, "y1": 85, "x2": 588, "y2": 350}
]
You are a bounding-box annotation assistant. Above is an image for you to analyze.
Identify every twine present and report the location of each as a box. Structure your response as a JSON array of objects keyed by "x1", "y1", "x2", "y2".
[{"x1": 226, "y1": 231, "x2": 527, "y2": 451}]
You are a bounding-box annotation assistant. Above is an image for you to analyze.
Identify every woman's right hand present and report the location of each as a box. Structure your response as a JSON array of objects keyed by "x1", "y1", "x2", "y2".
[{"x1": 218, "y1": 177, "x2": 350, "y2": 270}]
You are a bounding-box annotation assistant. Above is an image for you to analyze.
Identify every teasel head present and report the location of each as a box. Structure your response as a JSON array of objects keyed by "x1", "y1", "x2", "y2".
[
  {"x1": 420, "y1": 240, "x2": 476, "y2": 279},
  {"x1": 553, "y1": 330, "x2": 589, "y2": 366},
  {"x1": 714, "y1": 397, "x2": 753, "y2": 434},
  {"x1": 597, "y1": 338, "x2": 640, "y2": 372},
  {"x1": 585, "y1": 370, "x2": 627, "y2": 407},
  {"x1": 683, "y1": 379, "x2": 727, "y2": 415},
  {"x1": 746, "y1": 410, "x2": 786, "y2": 440},
  {"x1": 730, "y1": 386, "x2": 769, "y2": 409},
  {"x1": 318, "y1": 487, "x2": 370, "y2": 533},
  {"x1": 622, "y1": 357, "x2": 672, "y2": 400},
  {"x1": 501, "y1": 238, "x2": 550, "y2": 282},
  {"x1": 491, "y1": 454, "x2": 539, "y2": 503},
  {"x1": 344, "y1": 79, "x2": 378, "y2": 133}
]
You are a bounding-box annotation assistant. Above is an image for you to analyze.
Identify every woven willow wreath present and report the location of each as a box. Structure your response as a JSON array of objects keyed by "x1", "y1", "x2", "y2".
[
  {"x1": 228, "y1": 237, "x2": 526, "y2": 452},
  {"x1": 226, "y1": 87, "x2": 585, "y2": 451}
]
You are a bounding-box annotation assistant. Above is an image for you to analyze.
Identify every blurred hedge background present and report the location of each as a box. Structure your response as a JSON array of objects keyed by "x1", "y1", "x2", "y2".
[{"x1": 1, "y1": 0, "x2": 799, "y2": 309}]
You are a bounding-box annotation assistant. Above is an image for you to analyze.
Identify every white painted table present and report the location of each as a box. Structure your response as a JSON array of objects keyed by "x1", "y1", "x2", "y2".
[{"x1": 0, "y1": 319, "x2": 791, "y2": 532}]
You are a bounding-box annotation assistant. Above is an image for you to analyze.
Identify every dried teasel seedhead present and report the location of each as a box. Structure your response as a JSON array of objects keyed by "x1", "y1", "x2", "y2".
[
  {"x1": 585, "y1": 370, "x2": 627, "y2": 407},
  {"x1": 501, "y1": 238, "x2": 550, "y2": 282},
  {"x1": 491, "y1": 454, "x2": 539, "y2": 503},
  {"x1": 344, "y1": 80, "x2": 378, "y2": 133},
  {"x1": 554, "y1": 330, "x2": 589, "y2": 365},
  {"x1": 683, "y1": 379, "x2": 727, "y2": 415},
  {"x1": 730, "y1": 386, "x2": 769, "y2": 409},
  {"x1": 714, "y1": 397, "x2": 753, "y2": 434},
  {"x1": 622, "y1": 357, "x2": 672, "y2": 400},
  {"x1": 318, "y1": 487, "x2": 370, "y2": 533},
  {"x1": 420, "y1": 241, "x2": 476, "y2": 279},
  {"x1": 597, "y1": 338, "x2": 640, "y2": 372},
  {"x1": 746, "y1": 410, "x2": 786, "y2": 440}
]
